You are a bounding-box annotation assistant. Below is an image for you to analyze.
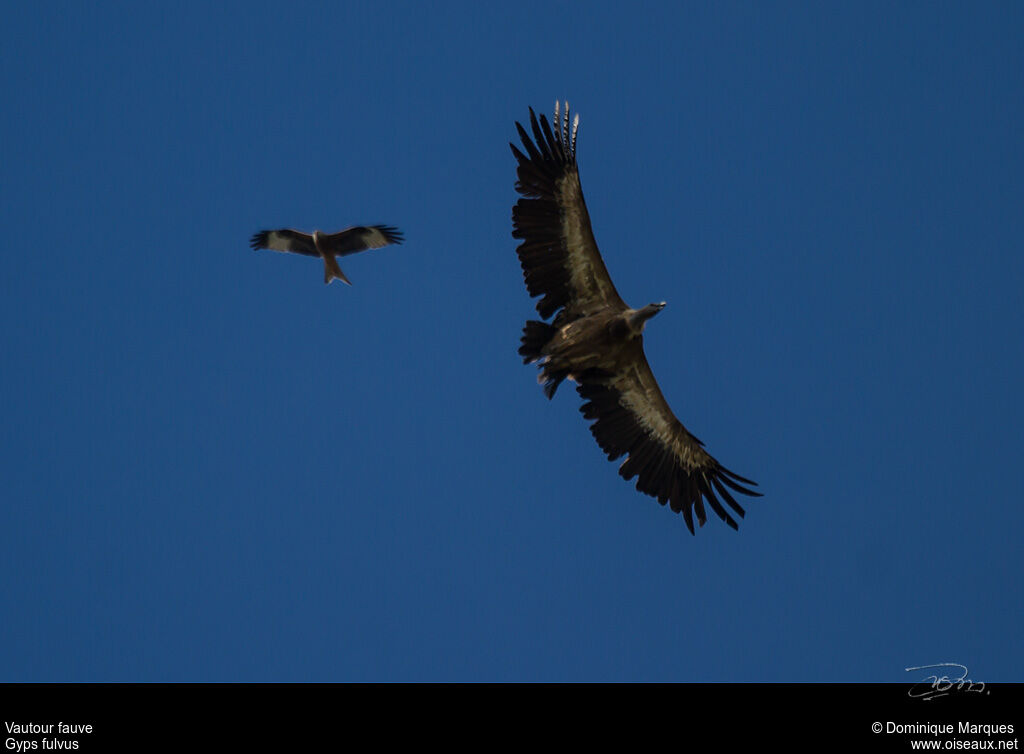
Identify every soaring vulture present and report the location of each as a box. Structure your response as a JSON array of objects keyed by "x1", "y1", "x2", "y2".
[
  {"x1": 249, "y1": 225, "x2": 403, "y2": 284},
  {"x1": 511, "y1": 103, "x2": 760, "y2": 534}
]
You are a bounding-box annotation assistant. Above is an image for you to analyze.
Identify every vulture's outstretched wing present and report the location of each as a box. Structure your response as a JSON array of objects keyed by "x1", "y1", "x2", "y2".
[
  {"x1": 511, "y1": 103, "x2": 627, "y2": 320},
  {"x1": 576, "y1": 340, "x2": 761, "y2": 534},
  {"x1": 319, "y1": 225, "x2": 404, "y2": 256},
  {"x1": 249, "y1": 229, "x2": 318, "y2": 257}
]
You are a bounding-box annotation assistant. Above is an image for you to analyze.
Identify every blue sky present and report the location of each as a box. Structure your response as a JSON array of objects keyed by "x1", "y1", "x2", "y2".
[{"x1": 2, "y1": 1, "x2": 1021, "y2": 682}]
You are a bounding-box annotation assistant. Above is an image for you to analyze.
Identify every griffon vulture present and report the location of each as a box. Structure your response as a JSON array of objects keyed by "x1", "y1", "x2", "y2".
[
  {"x1": 249, "y1": 225, "x2": 403, "y2": 285},
  {"x1": 511, "y1": 103, "x2": 760, "y2": 533}
]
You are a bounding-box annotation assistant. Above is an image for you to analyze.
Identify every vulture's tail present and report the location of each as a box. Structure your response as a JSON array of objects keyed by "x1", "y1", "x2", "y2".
[
  {"x1": 323, "y1": 255, "x2": 352, "y2": 285},
  {"x1": 519, "y1": 320, "x2": 568, "y2": 399},
  {"x1": 519, "y1": 320, "x2": 555, "y2": 364}
]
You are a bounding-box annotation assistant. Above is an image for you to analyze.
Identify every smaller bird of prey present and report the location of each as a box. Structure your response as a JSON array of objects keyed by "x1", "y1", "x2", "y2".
[
  {"x1": 249, "y1": 225, "x2": 404, "y2": 284},
  {"x1": 511, "y1": 103, "x2": 760, "y2": 534}
]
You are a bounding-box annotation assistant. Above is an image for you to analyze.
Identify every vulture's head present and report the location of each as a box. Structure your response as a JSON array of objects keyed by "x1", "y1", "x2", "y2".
[{"x1": 627, "y1": 302, "x2": 666, "y2": 333}]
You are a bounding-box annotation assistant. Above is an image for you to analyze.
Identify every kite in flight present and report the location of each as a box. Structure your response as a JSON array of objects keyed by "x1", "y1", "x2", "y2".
[
  {"x1": 511, "y1": 103, "x2": 760, "y2": 533},
  {"x1": 250, "y1": 225, "x2": 404, "y2": 285}
]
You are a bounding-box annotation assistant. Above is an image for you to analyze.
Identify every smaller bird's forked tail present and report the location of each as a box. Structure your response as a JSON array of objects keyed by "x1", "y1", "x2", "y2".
[{"x1": 323, "y1": 255, "x2": 352, "y2": 285}]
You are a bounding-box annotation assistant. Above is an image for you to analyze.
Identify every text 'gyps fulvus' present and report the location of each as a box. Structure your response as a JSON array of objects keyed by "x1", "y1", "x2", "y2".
[
  {"x1": 511, "y1": 103, "x2": 760, "y2": 534},
  {"x1": 250, "y1": 225, "x2": 403, "y2": 285}
]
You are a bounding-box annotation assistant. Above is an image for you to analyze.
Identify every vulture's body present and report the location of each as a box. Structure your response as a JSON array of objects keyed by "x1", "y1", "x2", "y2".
[
  {"x1": 511, "y1": 103, "x2": 760, "y2": 533},
  {"x1": 249, "y1": 225, "x2": 403, "y2": 284}
]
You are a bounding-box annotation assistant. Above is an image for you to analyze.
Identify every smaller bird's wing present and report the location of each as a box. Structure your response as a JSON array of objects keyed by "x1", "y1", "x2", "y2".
[
  {"x1": 319, "y1": 225, "x2": 404, "y2": 257},
  {"x1": 577, "y1": 340, "x2": 760, "y2": 534},
  {"x1": 250, "y1": 229, "x2": 318, "y2": 257},
  {"x1": 511, "y1": 103, "x2": 627, "y2": 320}
]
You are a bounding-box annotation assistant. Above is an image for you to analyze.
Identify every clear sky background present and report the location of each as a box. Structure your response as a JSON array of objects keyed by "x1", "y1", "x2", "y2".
[{"x1": 2, "y1": 1, "x2": 1021, "y2": 682}]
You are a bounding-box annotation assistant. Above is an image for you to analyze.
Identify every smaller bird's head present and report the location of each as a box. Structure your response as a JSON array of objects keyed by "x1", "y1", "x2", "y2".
[
  {"x1": 312, "y1": 229, "x2": 332, "y2": 255},
  {"x1": 627, "y1": 302, "x2": 666, "y2": 333}
]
